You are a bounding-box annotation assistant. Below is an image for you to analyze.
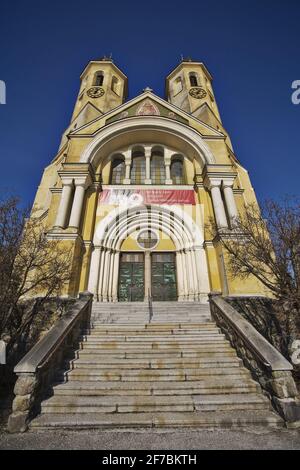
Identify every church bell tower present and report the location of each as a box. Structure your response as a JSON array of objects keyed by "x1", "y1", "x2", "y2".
[
  {"x1": 71, "y1": 56, "x2": 128, "y2": 124},
  {"x1": 165, "y1": 58, "x2": 221, "y2": 122}
]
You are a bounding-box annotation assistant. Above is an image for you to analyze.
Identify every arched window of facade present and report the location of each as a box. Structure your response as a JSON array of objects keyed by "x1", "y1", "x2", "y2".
[
  {"x1": 151, "y1": 150, "x2": 165, "y2": 184},
  {"x1": 189, "y1": 72, "x2": 199, "y2": 87},
  {"x1": 173, "y1": 76, "x2": 183, "y2": 96},
  {"x1": 131, "y1": 151, "x2": 146, "y2": 184},
  {"x1": 111, "y1": 76, "x2": 119, "y2": 95},
  {"x1": 110, "y1": 156, "x2": 125, "y2": 184},
  {"x1": 94, "y1": 71, "x2": 104, "y2": 86},
  {"x1": 170, "y1": 157, "x2": 185, "y2": 184}
]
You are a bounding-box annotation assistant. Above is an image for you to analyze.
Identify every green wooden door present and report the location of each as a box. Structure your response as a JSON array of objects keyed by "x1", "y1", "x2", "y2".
[
  {"x1": 118, "y1": 253, "x2": 144, "y2": 302},
  {"x1": 151, "y1": 253, "x2": 177, "y2": 301}
]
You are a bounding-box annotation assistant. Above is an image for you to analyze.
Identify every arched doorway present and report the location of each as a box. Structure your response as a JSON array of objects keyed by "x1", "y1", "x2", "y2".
[
  {"x1": 117, "y1": 229, "x2": 177, "y2": 302},
  {"x1": 88, "y1": 204, "x2": 210, "y2": 302}
]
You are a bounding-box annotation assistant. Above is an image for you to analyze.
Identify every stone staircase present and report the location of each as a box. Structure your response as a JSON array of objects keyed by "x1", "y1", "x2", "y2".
[
  {"x1": 31, "y1": 302, "x2": 283, "y2": 429},
  {"x1": 91, "y1": 301, "x2": 212, "y2": 324}
]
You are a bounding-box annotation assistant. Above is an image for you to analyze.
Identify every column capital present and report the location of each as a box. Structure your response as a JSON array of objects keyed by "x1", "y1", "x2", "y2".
[
  {"x1": 74, "y1": 174, "x2": 92, "y2": 189},
  {"x1": 222, "y1": 176, "x2": 236, "y2": 188},
  {"x1": 60, "y1": 177, "x2": 74, "y2": 187},
  {"x1": 123, "y1": 149, "x2": 132, "y2": 163},
  {"x1": 144, "y1": 146, "x2": 152, "y2": 157},
  {"x1": 203, "y1": 175, "x2": 222, "y2": 190}
]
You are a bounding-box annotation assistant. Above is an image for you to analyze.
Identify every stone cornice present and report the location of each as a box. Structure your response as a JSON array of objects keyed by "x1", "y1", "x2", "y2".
[
  {"x1": 50, "y1": 187, "x2": 62, "y2": 194},
  {"x1": 202, "y1": 164, "x2": 238, "y2": 189},
  {"x1": 46, "y1": 228, "x2": 83, "y2": 242}
]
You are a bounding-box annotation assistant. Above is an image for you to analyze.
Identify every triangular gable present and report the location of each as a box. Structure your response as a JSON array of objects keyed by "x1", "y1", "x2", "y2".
[
  {"x1": 69, "y1": 92, "x2": 223, "y2": 138},
  {"x1": 105, "y1": 97, "x2": 188, "y2": 126}
]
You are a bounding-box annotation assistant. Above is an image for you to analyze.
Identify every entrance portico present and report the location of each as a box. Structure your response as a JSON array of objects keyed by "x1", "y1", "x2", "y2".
[{"x1": 88, "y1": 204, "x2": 210, "y2": 302}]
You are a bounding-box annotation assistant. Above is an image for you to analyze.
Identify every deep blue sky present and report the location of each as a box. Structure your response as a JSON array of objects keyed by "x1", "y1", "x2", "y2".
[{"x1": 0, "y1": 0, "x2": 299, "y2": 207}]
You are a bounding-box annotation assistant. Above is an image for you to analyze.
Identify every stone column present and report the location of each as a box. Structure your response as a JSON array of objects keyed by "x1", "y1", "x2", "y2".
[
  {"x1": 164, "y1": 150, "x2": 173, "y2": 185},
  {"x1": 108, "y1": 251, "x2": 115, "y2": 302},
  {"x1": 144, "y1": 250, "x2": 151, "y2": 300},
  {"x1": 210, "y1": 184, "x2": 228, "y2": 229},
  {"x1": 194, "y1": 246, "x2": 210, "y2": 300},
  {"x1": 101, "y1": 249, "x2": 111, "y2": 302},
  {"x1": 186, "y1": 249, "x2": 196, "y2": 300},
  {"x1": 190, "y1": 248, "x2": 199, "y2": 300},
  {"x1": 144, "y1": 146, "x2": 152, "y2": 185},
  {"x1": 181, "y1": 250, "x2": 189, "y2": 301},
  {"x1": 176, "y1": 251, "x2": 185, "y2": 301},
  {"x1": 54, "y1": 178, "x2": 73, "y2": 229},
  {"x1": 87, "y1": 246, "x2": 102, "y2": 298},
  {"x1": 223, "y1": 182, "x2": 239, "y2": 225},
  {"x1": 97, "y1": 248, "x2": 106, "y2": 302},
  {"x1": 112, "y1": 250, "x2": 120, "y2": 302},
  {"x1": 69, "y1": 176, "x2": 91, "y2": 230},
  {"x1": 123, "y1": 149, "x2": 132, "y2": 185}
]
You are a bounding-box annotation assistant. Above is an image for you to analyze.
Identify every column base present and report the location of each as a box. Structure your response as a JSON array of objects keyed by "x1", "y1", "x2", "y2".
[
  {"x1": 144, "y1": 179, "x2": 152, "y2": 185},
  {"x1": 123, "y1": 179, "x2": 131, "y2": 185},
  {"x1": 165, "y1": 179, "x2": 173, "y2": 185}
]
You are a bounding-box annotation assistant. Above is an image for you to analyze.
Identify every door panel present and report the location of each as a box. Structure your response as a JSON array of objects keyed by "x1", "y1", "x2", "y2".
[
  {"x1": 118, "y1": 253, "x2": 144, "y2": 302},
  {"x1": 151, "y1": 253, "x2": 177, "y2": 301}
]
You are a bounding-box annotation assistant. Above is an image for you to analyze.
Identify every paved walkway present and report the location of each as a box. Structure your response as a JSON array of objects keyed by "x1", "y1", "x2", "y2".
[{"x1": 1, "y1": 428, "x2": 300, "y2": 450}]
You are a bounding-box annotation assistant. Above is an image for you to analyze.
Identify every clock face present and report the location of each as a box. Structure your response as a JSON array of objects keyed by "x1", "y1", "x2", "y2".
[
  {"x1": 87, "y1": 86, "x2": 105, "y2": 98},
  {"x1": 189, "y1": 87, "x2": 207, "y2": 99}
]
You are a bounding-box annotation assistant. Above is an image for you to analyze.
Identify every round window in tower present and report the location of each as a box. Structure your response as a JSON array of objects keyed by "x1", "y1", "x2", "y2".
[{"x1": 137, "y1": 229, "x2": 159, "y2": 250}]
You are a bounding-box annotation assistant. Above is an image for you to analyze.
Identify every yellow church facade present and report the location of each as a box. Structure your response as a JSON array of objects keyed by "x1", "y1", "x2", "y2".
[{"x1": 31, "y1": 57, "x2": 267, "y2": 302}]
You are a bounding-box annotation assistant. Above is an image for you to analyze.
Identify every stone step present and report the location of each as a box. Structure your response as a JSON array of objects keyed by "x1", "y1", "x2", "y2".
[
  {"x1": 63, "y1": 368, "x2": 250, "y2": 382},
  {"x1": 41, "y1": 393, "x2": 269, "y2": 414},
  {"x1": 80, "y1": 336, "x2": 227, "y2": 343},
  {"x1": 52, "y1": 379, "x2": 260, "y2": 396},
  {"x1": 79, "y1": 344, "x2": 234, "y2": 352},
  {"x1": 31, "y1": 409, "x2": 283, "y2": 429},
  {"x1": 84, "y1": 332, "x2": 224, "y2": 338},
  {"x1": 91, "y1": 322, "x2": 215, "y2": 328},
  {"x1": 76, "y1": 350, "x2": 239, "y2": 359},
  {"x1": 70, "y1": 357, "x2": 242, "y2": 368},
  {"x1": 87, "y1": 327, "x2": 220, "y2": 333},
  {"x1": 193, "y1": 393, "x2": 271, "y2": 411},
  {"x1": 92, "y1": 320, "x2": 212, "y2": 325},
  {"x1": 92, "y1": 303, "x2": 210, "y2": 308},
  {"x1": 92, "y1": 312, "x2": 210, "y2": 316},
  {"x1": 71, "y1": 360, "x2": 239, "y2": 370}
]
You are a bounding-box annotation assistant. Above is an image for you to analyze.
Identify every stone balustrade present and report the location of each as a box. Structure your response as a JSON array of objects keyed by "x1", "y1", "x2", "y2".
[
  {"x1": 8, "y1": 292, "x2": 93, "y2": 433},
  {"x1": 209, "y1": 294, "x2": 300, "y2": 424}
]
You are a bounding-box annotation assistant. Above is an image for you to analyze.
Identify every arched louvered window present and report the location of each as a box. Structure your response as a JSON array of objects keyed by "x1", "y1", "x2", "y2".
[
  {"x1": 94, "y1": 71, "x2": 104, "y2": 86},
  {"x1": 171, "y1": 158, "x2": 185, "y2": 184},
  {"x1": 173, "y1": 76, "x2": 183, "y2": 96},
  {"x1": 111, "y1": 76, "x2": 119, "y2": 94},
  {"x1": 189, "y1": 72, "x2": 199, "y2": 87},
  {"x1": 151, "y1": 153, "x2": 165, "y2": 184},
  {"x1": 131, "y1": 152, "x2": 146, "y2": 184},
  {"x1": 110, "y1": 157, "x2": 125, "y2": 184}
]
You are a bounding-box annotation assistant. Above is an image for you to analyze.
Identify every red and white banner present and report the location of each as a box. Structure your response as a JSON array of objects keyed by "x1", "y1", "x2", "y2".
[{"x1": 99, "y1": 189, "x2": 196, "y2": 205}]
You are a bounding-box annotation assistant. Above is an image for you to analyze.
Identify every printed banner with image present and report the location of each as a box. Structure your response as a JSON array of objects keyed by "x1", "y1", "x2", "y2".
[{"x1": 99, "y1": 189, "x2": 196, "y2": 205}]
